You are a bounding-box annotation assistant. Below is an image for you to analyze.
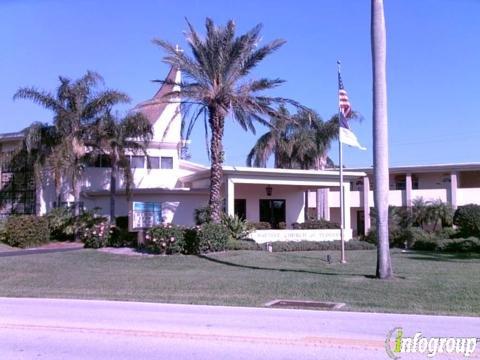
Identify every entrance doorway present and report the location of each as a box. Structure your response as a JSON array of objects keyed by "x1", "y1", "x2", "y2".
[{"x1": 259, "y1": 199, "x2": 286, "y2": 229}]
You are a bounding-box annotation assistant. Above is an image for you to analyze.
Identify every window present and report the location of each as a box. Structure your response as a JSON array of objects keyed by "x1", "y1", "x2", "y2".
[
  {"x1": 161, "y1": 157, "x2": 173, "y2": 169},
  {"x1": 149, "y1": 157, "x2": 160, "y2": 169},
  {"x1": 130, "y1": 156, "x2": 145, "y2": 168}
]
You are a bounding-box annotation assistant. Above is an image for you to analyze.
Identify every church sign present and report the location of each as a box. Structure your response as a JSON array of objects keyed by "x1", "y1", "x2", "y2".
[
  {"x1": 250, "y1": 229, "x2": 353, "y2": 244},
  {"x1": 130, "y1": 201, "x2": 162, "y2": 230}
]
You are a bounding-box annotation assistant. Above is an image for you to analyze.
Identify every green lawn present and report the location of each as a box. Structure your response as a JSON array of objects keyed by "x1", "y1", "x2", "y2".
[{"x1": 0, "y1": 249, "x2": 478, "y2": 316}]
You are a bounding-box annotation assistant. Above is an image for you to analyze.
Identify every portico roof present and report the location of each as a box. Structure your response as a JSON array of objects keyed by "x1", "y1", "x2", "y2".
[{"x1": 180, "y1": 166, "x2": 366, "y2": 188}]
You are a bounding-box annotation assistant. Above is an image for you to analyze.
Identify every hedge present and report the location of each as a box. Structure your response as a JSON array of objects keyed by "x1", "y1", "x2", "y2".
[{"x1": 3, "y1": 215, "x2": 50, "y2": 248}]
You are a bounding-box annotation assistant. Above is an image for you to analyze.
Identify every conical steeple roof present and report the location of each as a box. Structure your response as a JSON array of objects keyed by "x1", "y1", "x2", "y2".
[{"x1": 133, "y1": 66, "x2": 181, "y2": 125}]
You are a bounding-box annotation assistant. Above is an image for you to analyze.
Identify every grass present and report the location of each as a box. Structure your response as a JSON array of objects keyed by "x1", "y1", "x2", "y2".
[{"x1": 0, "y1": 249, "x2": 478, "y2": 316}]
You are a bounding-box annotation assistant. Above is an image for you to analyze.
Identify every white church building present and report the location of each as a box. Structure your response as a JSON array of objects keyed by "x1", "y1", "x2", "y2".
[{"x1": 1, "y1": 66, "x2": 480, "y2": 240}]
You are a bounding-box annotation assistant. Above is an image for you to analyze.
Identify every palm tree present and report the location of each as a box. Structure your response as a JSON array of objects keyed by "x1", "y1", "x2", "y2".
[
  {"x1": 246, "y1": 106, "x2": 293, "y2": 168},
  {"x1": 88, "y1": 111, "x2": 152, "y2": 224},
  {"x1": 247, "y1": 109, "x2": 337, "y2": 170},
  {"x1": 153, "y1": 18, "x2": 303, "y2": 222},
  {"x1": 14, "y1": 71, "x2": 130, "y2": 216},
  {"x1": 23, "y1": 122, "x2": 67, "y2": 207},
  {"x1": 372, "y1": 0, "x2": 393, "y2": 279}
]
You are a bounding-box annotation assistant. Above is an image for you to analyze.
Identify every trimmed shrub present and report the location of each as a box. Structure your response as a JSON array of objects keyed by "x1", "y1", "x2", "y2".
[
  {"x1": 278, "y1": 221, "x2": 286, "y2": 229},
  {"x1": 3, "y1": 215, "x2": 50, "y2": 248},
  {"x1": 196, "y1": 223, "x2": 230, "y2": 253},
  {"x1": 437, "y1": 237, "x2": 480, "y2": 253},
  {"x1": 226, "y1": 239, "x2": 261, "y2": 251},
  {"x1": 249, "y1": 222, "x2": 271, "y2": 230},
  {"x1": 270, "y1": 240, "x2": 375, "y2": 252},
  {"x1": 291, "y1": 219, "x2": 340, "y2": 230},
  {"x1": 144, "y1": 224, "x2": 185, "y2": 254},
  {"x1": 412, "y1": 239, "x2": 438, "y2": 251},
  {"x1": 453, "y1": 204, "x2": 480, "y2": 237},
  {"x1": 183, "y1": 227, "x2": 201, "y2": 254}
]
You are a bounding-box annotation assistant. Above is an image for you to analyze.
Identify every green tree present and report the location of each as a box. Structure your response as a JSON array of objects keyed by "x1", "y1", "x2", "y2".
[
  {"x1": 372, "y1": 0, "x2": 393, "y2": 279},
  {"x1": 153, "y1": 18, "x2": 302, "y2": 222},
  {"x1": 23, "y1": 122, "x2": 69, "y2": 207},
  {"x1": 88, "y1": 111, "x2": 152, "y2": 224},
  {"x1": 14, "y1": 71, "x2": 130, "y2": 215},
  {"x1": 247, "y1": 109, "x2": 337, "y2": 170}
]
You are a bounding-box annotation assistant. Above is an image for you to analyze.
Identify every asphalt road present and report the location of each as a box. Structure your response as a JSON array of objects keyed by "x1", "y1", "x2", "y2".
[{"x1": 0, "y1": 297, "x2": 478, "y2": 359}]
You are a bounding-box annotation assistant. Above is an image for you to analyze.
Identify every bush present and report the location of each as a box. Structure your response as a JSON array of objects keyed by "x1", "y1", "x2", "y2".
[
  {"x1": 248, "y1": 222, "x2": 271, "y2": 230},
  {"x1": 453, "y1": 204, "x2": 480, "y2": 237},
  {"x1": 412, "y1": 239, "x2": 438, "y2": 251},
  {"x1": 194, "y1": 206, "x2": 212, "y2": 225},
  {"x1": 81, "y1": 219, "x2": 113, "y2": 249},
  {"x1": 278, "y1": 221, "x2": 286, "y2": 229},
  {"x1": 437, "y1": 237, "x2": 480, "y2": 253},
  {"x1": 221, "y1": 214, "x2": 253, "y2": 240},
  {"x1": 144, "y1": 224, "x2": 185, "y2": 255},
  {"x1": 270, "y1": 240, "x2": 375, "y2": 252},
  {"x1": 434, "y1": 227, "x2": 458, "y2": 239},
  {"x1": 364, "y1": 226, "x2": 428, "y2": 248},
  {"x1": 46, "y1": 207, "x2": 75, "y2": 240},
  {"x1": 225, "y1": 239, "x2": 261, "y2": 251},
  {"x1": 395, "y1": 227, "x2": 432, "y2": 248},
  {"x1": 3, "y1": 215, "x2": 50, "y2": 248},
  {"x1": 108, "y1": 227, "x2": 137, "y2": 248},
  {"x1": 292, "y1": 219, "x2": 340, "y2": 230},
  {"x1": 196, "y1": 223, "x2": 230, "y2": 253}
]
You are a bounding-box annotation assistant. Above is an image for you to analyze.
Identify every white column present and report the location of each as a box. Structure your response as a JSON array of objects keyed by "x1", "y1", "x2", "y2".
[
  {"x1": 450, "y1": 172, "x2": 458, "y2": 209},
  {"x1": 363, "y1": 176, "x2": 371, "y2": 234},
  {"x1": 405, "y1": 173, "x2": 412, "y2": 208},
  {"x1": 226, "y1": 178, "x2": 235, "y2": 216},
  {"x1": 304, "y1": 189, "x2": 309, "y2": 221},
  {"x1": 343, "y1": 183, "x2": 351, "y2": 231}
]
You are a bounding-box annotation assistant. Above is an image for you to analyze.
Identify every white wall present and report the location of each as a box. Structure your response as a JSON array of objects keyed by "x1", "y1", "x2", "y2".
[
  {"x1": 234, "y1": 184, "x2": 305, "y2": 227},
  {"x1": 83, "y1": 193, "x2": 208, "y2": 226}
]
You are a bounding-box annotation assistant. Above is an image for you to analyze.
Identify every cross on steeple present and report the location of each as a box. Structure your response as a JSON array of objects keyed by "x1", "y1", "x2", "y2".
[{"x1": 175, "y1": 44, "x2": 184, "y2": 53}]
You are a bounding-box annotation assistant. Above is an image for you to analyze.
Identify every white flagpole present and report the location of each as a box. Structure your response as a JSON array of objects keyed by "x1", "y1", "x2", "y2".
[{"x1": 337, "y1": 60, "x2": 347, "y2": 264}]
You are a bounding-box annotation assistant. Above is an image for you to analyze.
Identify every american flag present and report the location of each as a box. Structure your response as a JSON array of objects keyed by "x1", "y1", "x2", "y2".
[{"x1": 338, "y1": 71, "x2": 352, "y2": 120}]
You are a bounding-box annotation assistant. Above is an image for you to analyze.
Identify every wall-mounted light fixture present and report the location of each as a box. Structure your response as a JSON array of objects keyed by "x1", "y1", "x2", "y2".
[{"x1": 266, "y1": 185, "x2": 273, "y2": 196}]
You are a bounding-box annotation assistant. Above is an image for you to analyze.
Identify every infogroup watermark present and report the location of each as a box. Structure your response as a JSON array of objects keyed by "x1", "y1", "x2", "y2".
[{"x1": 385, "y1": 327, "x2": 478, "y2": 359}]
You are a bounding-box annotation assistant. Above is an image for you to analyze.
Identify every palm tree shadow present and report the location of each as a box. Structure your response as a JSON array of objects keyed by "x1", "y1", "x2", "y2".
[{"x1": 196, "y1": 254, "x2": 372, "y2": 278}]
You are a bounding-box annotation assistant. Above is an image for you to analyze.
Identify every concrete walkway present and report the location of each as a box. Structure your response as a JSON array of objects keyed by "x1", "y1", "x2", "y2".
[{"x1": 0, "y1": 297, "x2": 478, "y2": 359}]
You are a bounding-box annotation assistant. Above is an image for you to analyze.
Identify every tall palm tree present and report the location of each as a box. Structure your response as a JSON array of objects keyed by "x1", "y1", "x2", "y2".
[
  {"x1": 153, "y1": 18, "x2": 303, "y2": 222},
  {"x1": 14, "y1": 71, "x2": 130, "y2": 216},
  {"x1": 88, "y1": 111, "x2": 152, "y2": 224},
  {"x1": 372, "y1": 0, "x2": 393, "y2": 279}
]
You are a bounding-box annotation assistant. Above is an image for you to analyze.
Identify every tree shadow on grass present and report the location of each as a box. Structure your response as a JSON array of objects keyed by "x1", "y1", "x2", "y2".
[
  {"x1": 402, "y1": 251, "x2": 480, "y2": 262},
  {"x1": 196, "y1": 254, "x2": 375, "y2": 278}
]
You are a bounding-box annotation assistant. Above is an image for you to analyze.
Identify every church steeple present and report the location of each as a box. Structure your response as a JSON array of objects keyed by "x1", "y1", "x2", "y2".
[{"x1": 132, "y1": 66, "x2": 182, "y2": 144}]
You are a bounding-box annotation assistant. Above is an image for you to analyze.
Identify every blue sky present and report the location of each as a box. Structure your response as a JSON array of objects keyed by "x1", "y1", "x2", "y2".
[{"x1": 1, "y1": 0, "x2": 479, "y2": 168}]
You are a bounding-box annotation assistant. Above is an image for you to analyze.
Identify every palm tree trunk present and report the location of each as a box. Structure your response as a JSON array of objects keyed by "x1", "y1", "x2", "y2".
[
  {"x1": 110, "y1": 163, "x2": 117, "y2": 225},
  {"x1": 208, "y1": 107, "x2": 225, "y2": 223},
  {"x1": 372, "y1": 0, "x2": 393, "y2": 279},
  {"x1": 54, "y1": 170, "x2": 62, "y2": 207}
]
